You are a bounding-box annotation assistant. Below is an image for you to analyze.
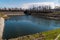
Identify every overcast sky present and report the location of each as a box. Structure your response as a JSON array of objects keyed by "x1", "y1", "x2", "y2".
[{"x1": 0, "y1": 0, "x2": 59, "y2": 8}]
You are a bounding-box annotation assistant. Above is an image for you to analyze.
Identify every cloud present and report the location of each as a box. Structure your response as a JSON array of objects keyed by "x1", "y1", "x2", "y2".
[{"x1": 21, "y1": 2, "x2": 60, "y2": 9}]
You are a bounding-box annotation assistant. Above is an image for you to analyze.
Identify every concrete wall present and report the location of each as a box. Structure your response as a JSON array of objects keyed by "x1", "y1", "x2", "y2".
[{"x1": 0, "y1": 17, "x2": 4, "y2": 40}]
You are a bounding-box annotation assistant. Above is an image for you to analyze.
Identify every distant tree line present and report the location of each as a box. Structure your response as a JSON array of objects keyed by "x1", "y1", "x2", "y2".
[
  {"x1": 54, "y1": 6, "x2": 60, "y2": 11},
  {"x1": 0, "y1": 8, "x2": 24, "y2": 12},
  {"x1": 24, "y1": 5, "x2": 54, "y2": 14},
  {"x1": 24, "y1": 5, "x2": 60, "y2": 14}
]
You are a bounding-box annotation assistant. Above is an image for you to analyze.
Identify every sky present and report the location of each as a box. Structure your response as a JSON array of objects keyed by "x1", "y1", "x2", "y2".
[{"x1": 0, "y1": 0, "x2": 59, "y2": 8}]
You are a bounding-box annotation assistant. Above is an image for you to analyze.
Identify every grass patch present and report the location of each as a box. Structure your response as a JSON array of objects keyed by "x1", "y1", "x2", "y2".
[
  {"x1": 0, "y1": 13, "x2": 8, "y2": 19},
  {"x1": 23, "y1": 28, "x2": 60, "y2": 40},
  {"x1": 42, "y1": 28, "x2": 60, "y2": 40}
]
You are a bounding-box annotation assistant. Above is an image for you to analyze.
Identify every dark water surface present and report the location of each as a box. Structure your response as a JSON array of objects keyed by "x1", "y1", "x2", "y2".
[{"x1": 2, "y1": 15, "x2": 60, "y2": 39}]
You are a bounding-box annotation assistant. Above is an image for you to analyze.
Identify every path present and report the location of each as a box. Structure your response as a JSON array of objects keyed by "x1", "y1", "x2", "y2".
[{"x1": 54, "y1": 34, "x2": 60, "y2": 40}]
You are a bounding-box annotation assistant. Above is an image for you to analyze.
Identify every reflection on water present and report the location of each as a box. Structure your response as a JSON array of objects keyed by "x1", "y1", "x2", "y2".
[{"x1": 2, "y1": 15, "x2": 60, "y2": 39}]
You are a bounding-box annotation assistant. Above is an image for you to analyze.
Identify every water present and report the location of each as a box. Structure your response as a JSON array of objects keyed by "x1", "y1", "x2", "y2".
[{"x1": 2, "y1": 15, "x2": 60, "y2": 39}]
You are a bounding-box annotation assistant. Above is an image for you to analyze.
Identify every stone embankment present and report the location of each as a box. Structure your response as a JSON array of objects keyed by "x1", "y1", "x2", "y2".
[
  {"x1": 0, "y1": 11, "x2": 25, "y2": 16},
  {"x1": 31, "y1": 13, "x2": 60, "y2": 20}
]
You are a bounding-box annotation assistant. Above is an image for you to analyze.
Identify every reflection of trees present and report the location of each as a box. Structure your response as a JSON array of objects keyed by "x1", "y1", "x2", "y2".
[{"x1": 54, "y1": 20, "x2": 60, "y2": 26}]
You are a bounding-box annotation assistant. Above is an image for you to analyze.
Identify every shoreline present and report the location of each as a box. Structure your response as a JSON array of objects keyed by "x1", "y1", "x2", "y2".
[{"x1": 31, "y1": 13, "x2": 60, "y2": 20}]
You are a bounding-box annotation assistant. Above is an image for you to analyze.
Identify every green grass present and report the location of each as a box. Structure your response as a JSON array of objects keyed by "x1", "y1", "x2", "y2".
[
  {"x1": 0, "y1": 13, "x2": 8, "y2": 19},
  {"x1": 42, "y1": 29, "x2": 60, "y2": 40},
  {"x1": 0, "y1": 13, "x2": 4, "y2": 17},
  {"x1": 27, "y1": 28, "x2": 60, "y2": 40},
  {"x1": 20, "y1": 28, "x2": 60, "y2": 40}
]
